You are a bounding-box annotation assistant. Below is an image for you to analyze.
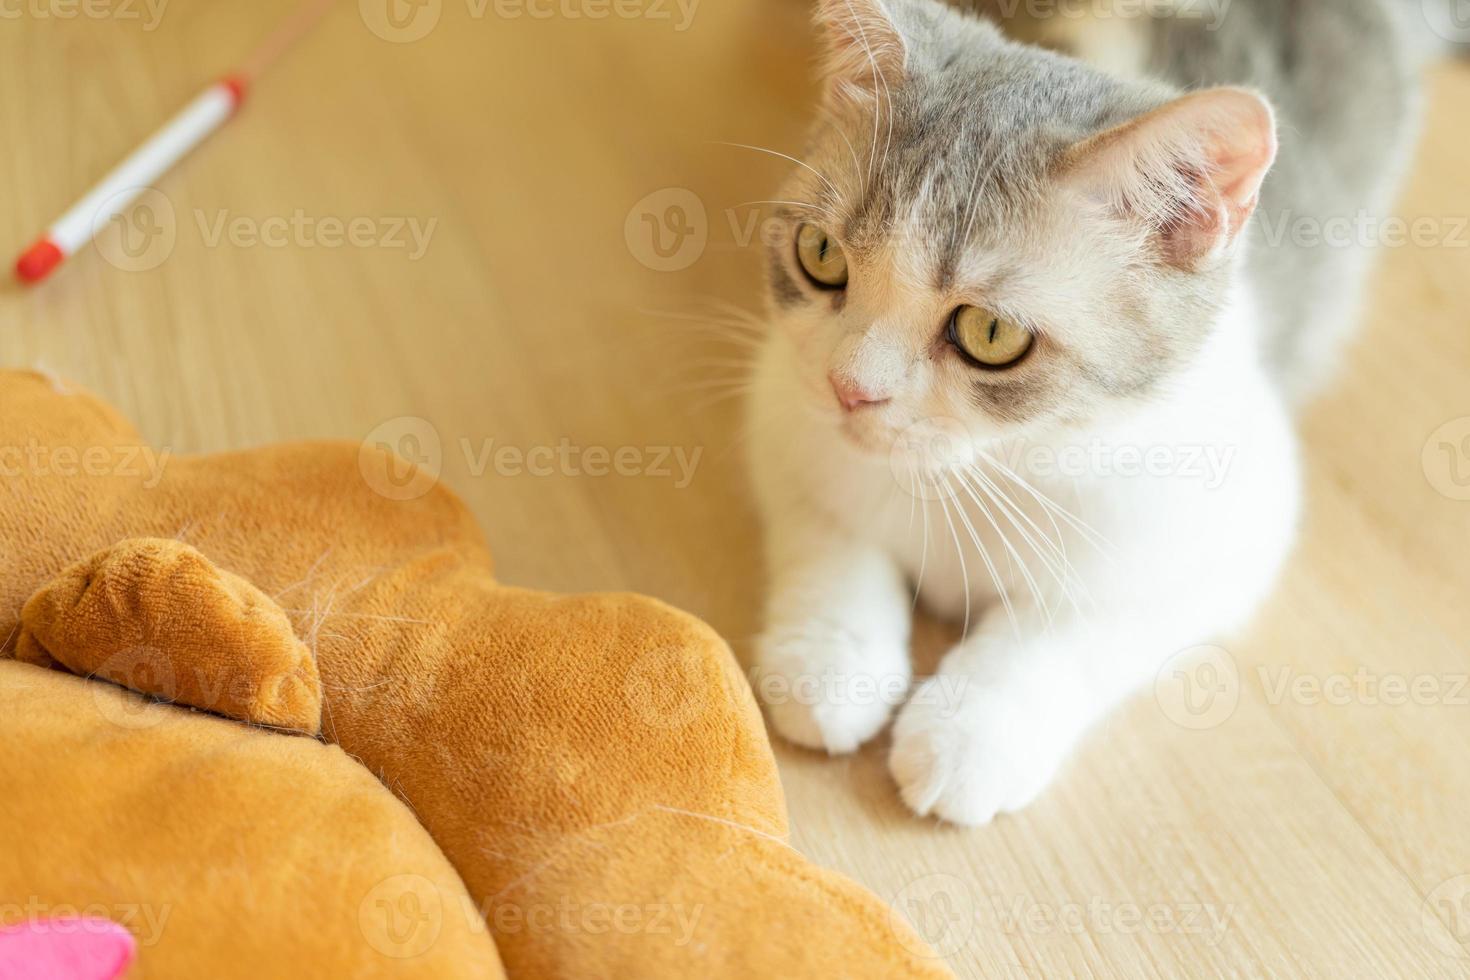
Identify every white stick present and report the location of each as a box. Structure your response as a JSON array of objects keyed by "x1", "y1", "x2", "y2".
[{"x1": 15, "y1": 78, "x2": 246, "y2": 284}]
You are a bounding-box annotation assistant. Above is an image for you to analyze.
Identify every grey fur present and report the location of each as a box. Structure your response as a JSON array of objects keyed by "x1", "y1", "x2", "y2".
[
  {"x1": 1141, "y1": 0, "x2": 1424, "y2": 400},
  {"x1": 957, "y1": 0, "x2": 1432, "y2": 401},
  {"x1": 770, "y1": 0, "x2": 1429, "y2": 417}
]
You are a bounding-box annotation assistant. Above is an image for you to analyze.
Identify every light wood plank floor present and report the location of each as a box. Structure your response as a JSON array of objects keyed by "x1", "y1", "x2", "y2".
[{"x1": 4, "y1": 3, "x2": 1469, "y2": 976}]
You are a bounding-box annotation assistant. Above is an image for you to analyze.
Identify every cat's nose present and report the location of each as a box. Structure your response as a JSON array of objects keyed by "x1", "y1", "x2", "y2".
[{"x1": 829, "y1": 373, "x2": 889, "y2": 412}]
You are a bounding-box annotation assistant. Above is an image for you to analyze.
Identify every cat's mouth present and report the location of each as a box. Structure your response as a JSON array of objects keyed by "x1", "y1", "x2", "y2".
[{"x1": 832, "y1": 407, "x2": 906, "y2": 458}]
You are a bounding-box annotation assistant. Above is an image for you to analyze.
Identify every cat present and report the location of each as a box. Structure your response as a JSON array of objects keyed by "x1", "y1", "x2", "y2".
[{"x1": 745, "y1": 0, "x2": 1434, "y2": 825}]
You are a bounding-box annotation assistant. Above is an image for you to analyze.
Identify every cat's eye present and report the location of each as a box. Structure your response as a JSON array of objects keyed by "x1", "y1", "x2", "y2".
[
  {"x1": 795, "y1": 223, "x2": 849, "y2": 289},
  {"x1": 948, "y1": 306, "x2": 1034, "y2": 369}
]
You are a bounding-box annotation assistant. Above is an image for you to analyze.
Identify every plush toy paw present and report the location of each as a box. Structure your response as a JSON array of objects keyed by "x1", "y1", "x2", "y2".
[{"x1": 18, "y1": 538, "x2": 322, "y2": 734}]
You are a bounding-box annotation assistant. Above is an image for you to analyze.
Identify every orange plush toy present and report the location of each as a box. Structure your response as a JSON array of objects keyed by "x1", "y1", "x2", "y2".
[{"x1": 0, "y1": 370, "x2": 952, "y2": 979}]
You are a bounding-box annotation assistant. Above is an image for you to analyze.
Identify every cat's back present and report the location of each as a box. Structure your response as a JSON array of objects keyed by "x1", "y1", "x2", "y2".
[{"x1": 1148, "y1": 0, "x2": 1424, "y2": 401}]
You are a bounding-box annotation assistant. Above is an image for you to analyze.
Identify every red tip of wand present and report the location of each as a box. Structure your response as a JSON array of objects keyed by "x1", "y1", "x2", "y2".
[
  {"x1": 15, "y1": 238, "x2": 64, "y2": 284},
  {"x1": 221, "y1": 74, "x2": 250, "y2": 112}
]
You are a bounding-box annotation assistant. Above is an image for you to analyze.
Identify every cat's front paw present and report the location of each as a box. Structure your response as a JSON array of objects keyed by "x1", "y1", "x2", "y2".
[
  {"x1": 754, "y1": 625, "x2": 910, "y2": 755},
  {"x1": 889, "y1": 675, "x2": 1077, "y2": 826}
]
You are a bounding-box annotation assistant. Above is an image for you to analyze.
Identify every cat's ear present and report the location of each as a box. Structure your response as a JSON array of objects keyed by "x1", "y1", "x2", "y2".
[
  {"x1": 1061, "y1": 87, "x2": 1278, "y2": 271},
  {"x1": 814, "y1": 0, "x2": 908, "y2": 101}
]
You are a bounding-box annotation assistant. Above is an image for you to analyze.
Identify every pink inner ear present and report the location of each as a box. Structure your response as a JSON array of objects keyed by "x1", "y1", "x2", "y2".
[
  {"x1": 0, "y1": 919, "x2": 137, "y2": 980},
  {"x1": 1064, "y1": 87, "x2": 1278, "y2": 270}
]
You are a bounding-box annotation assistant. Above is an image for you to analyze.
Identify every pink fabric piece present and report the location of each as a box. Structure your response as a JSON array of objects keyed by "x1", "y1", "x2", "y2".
[{"x1": 0, "y1": 919, "x2": 136, "y2": 980}]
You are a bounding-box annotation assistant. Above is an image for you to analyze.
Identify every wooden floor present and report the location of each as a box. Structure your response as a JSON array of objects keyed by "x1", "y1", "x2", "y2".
[{"x1": 4, "y1": 3, "x2": 1470, "y2": 976}]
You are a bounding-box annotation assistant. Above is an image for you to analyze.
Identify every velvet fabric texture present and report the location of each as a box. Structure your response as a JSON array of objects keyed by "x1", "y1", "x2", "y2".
[{"x1": 0, "y1": 371, "x2": 951, "y2": 978}]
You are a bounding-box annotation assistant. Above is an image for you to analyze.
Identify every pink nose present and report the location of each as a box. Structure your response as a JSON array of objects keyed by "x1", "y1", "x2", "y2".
[{"x1": 829, "y1": 374, "x2": 888, "y2": 412}]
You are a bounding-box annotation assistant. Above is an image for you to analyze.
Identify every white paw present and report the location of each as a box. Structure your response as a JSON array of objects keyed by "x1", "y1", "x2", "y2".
[
  {"x1": 889, "y1": 675, "x2": 1075, "y2": 826},
  {"x1": 754, "y1": 625, "x2": 910, "y2": 755}
]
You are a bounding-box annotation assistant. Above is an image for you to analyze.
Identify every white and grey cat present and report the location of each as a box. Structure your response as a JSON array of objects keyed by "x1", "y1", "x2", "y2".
[{"x1": 747, "y1": 0, "x2": 1440, "y2": 824}]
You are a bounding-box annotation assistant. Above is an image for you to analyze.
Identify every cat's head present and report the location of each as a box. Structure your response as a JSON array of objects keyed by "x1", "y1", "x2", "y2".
[{"x1": 764, "y1": 0, "x2": 1277, "y2": 470}]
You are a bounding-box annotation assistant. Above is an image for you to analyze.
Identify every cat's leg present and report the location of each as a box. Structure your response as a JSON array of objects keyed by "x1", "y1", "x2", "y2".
[
  {"x1": 888, "y1": 602, "x2": 1198, "y2": 825},
  {"x1": 890, "y1": 402, "x2": 1300, "y2": 824},
  {"x1": 754, "y1": 516, "x2": 913, "y2": 755}
]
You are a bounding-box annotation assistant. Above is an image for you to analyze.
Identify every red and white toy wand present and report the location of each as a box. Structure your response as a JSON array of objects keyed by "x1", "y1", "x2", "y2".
[{"x1": 14, "y1": 0, "x2": 335, "y2": 285}]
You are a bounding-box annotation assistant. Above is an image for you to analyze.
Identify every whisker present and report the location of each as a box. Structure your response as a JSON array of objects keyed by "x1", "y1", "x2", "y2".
[
  {"x1": 933, "y1": 480, "x2": 971, "y2": 635},
  {"x1": 976, "y1": 447, "x2": 1115, "y2": 556},
  {"x1": 833, "y1": 4, "x2": 884, "y2": 194},
  {"x1": 952, "y1": 469, "x2": 1055, "y2": 629},
  {"x1": 966, "y1": 462, "x2": 1094, "y2": 614},
  {"x1": 913, "y1": 475, "x2": 933, "y2": 608},
  {"x1": 735, "y1": 200, "x2": 840, "y2": 221},
  {"x1": 940, "y1": 474, "x2": 1015, "y2": 639},
  {"x1": 713, "y1": 141, "x2": 842, "y2": 203}
]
